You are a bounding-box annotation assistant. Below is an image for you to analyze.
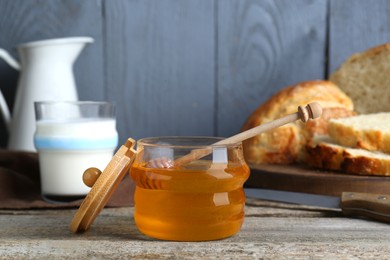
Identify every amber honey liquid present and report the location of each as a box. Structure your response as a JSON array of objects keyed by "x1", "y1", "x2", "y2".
[{"x1": 130, "y1": 160, "x2": 250, "y2": 241}]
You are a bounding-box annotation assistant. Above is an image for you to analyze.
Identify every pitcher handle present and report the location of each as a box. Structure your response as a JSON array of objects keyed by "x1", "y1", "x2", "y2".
[
  {"x1": 0, "y1": 90, "x2": 11, "y2": 131},
  {"x1": 0, "y1": 48, "x2": 20, "y2": 70},
  {"x1": 0, "y1": 48, "x2": 19, "y2": 131}
]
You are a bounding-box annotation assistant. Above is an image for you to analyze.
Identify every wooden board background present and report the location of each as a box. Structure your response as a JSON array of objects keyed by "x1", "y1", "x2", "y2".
[{"x1": 0, "y1": 0, "x2": 389, "y2": 148}]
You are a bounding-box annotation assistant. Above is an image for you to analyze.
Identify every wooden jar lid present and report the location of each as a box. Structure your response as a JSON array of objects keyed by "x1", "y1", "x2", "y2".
[{"x1": 70, "y1": 138, "x2": 137, "y2": 233}]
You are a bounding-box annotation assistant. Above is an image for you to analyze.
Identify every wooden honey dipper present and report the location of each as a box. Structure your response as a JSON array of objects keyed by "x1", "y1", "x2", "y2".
[
  {"x1": 148, "y1": 102, "x2": 322, "y2": 168},
  {"x1": 82, "y1": 102, "x2": 322, "y2": 186}
]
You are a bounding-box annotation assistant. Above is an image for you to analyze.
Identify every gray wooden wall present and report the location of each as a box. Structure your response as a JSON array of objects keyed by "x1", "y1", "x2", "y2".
[{"x1": 1, "y1": 0, "x2": 390, "y2": 148}]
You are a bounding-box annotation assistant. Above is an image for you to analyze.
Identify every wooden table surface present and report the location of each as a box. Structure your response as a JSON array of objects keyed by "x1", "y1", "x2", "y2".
[{"x1": 0, "y1": 198, "x2": 389, "y2": 259}]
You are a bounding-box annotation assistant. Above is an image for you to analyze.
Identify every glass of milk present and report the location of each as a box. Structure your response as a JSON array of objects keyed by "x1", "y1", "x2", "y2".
[{"x1": 34, "y1": 101, "x2": 118, "y2": 203}]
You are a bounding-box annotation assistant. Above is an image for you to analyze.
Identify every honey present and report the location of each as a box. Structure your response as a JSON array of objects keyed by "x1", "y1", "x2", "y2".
[
  {"x1": 130, "y1": 160, "x2": 250, "y2": 241},
  {"x1": 128, "y1": 136, "x2": 250, "y2": 241}
]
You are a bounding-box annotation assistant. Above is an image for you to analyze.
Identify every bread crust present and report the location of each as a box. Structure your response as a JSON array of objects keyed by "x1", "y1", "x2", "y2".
[
  {"x1": 305, "y1": 137, "x2": 390, "y2": 176},
  {"x1": 347, "y1": 43, "x2": 390, "y2": 62},
  {"x1": 341, "y1": 154, "x2": 390, "y2": 176},
  {"x1": 241, "y1": 80, "x2": 354, "y2": 164},
  {"x1": 305, "y1": 141, "x2": 343, "y2": 171}
]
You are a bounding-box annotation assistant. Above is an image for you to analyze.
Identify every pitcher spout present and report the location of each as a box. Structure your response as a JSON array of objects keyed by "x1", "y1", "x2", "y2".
[{"x1": 67, "y1": 37, "x2": 94, "y2": 63}]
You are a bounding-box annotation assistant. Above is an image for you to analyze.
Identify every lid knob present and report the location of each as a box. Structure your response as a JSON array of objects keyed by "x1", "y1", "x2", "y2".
[{"x1": 83, "y1": 167, "x2": 102, "y2": 187}]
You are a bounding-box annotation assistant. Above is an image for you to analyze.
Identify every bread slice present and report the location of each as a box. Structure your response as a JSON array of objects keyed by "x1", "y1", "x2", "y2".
[
  {"x1": 305, "y1": 135, "x2": 390, "y2": 176},
  {"x1": 329, "y1": 43, "x2": 390, "y2": 114},
  {"x1": 328, "y1": 113, "x2": 390, "y2": 153},
  {"x1": 241, "y1": 80, "x2": 354, "y2": 165}
]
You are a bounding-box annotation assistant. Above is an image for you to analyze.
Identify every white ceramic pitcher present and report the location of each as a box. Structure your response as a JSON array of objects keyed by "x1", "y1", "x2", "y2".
[{"x1": 0, "y1": 37, "x2": 94, "y2": 151}]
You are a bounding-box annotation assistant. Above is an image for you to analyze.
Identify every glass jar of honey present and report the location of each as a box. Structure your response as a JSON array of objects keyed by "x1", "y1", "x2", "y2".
[{"x1": 130, "y1": 137, "x2": 250, "y2": 241}]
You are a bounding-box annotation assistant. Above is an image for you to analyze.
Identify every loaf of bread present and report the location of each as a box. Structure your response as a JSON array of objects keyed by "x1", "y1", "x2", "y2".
[
  {"x1": 329, "y1": 43, "x2": 390, "y2": 114},
  {"x1": 328, "y1": 113, "x2": 390, "y2": 153},
  {"x1": 242, "y1": 43, "x2": 390, "y2": 175},
  {"x1": 241, "y1": 80, "x2": 355, "y2": 165},
  {"x1": 305, "y1": 135, "x2": 390, "y2": 176}
]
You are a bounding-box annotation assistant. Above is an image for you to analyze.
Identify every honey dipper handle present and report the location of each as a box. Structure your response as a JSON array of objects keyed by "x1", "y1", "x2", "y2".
[
  {"x1": 215, "y1": 102, "x2": 322, "y2": 146},
  {"x1": 215, "y1": 113, "x2": 298, "y2": 146},
  {"x1": 174, "y1": 103, "x2": 322, "y2": 166}
]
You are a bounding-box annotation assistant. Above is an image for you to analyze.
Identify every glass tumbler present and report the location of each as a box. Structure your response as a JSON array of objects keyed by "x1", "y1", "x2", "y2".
[
  {"x1": 34, "y1": 101, "x2": 118, "y2": 202},
  {"x1": 130, "y1": 137, "x2": 250, "y2": 241}
]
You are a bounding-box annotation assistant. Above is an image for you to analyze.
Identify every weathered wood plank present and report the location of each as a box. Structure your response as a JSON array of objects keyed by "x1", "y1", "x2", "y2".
[
  {"x1": 217, "y1": 0, "x2": 327, "y2": 137},
  {"x1": 0, "y1": 0, "x2": 104, "y2": 147},
  {"x1": 329, "y1": 0, "x2": 390, "y2": 74},
  {"x1": 105, "y1": 0, "x2": 215, "y2": 144},
  {"x1": 0, "y1": 205, "x2": 390, "y2": 258}
]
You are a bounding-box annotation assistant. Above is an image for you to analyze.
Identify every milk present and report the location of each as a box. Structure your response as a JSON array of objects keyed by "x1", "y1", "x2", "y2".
[{"x1": 34, "y1": 119, "x2": 118, "y2": 201}]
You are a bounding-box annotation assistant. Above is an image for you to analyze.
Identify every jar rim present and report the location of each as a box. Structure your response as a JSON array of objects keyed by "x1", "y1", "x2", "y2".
[{"x1": 137, "y1": 136, "x2": 242, "y2": 149}]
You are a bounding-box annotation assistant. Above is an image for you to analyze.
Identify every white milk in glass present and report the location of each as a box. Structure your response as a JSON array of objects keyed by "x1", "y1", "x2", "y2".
[{"x1": 34, "y1": 118, "x2": 118, "y2": 202}]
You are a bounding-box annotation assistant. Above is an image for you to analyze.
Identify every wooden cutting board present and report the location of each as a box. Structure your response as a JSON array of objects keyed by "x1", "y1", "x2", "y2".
[{"x1": 245, "y1": 164, "x2": 390, "y2": 196}]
